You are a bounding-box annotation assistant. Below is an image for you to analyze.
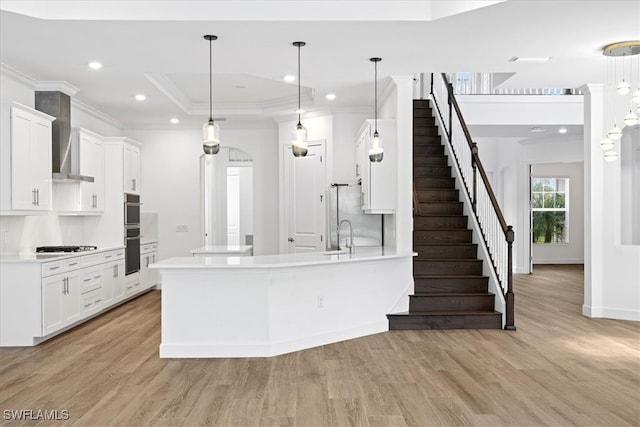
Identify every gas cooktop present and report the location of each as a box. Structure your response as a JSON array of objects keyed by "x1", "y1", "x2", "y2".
[{"x1": 36, "y1": 246, "x2": 98, "y2": 253}]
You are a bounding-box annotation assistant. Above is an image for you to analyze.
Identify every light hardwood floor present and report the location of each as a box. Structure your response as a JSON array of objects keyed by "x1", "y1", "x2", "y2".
[{"x1": 1, "y1": 265, "x2": 639, "y2": 426}]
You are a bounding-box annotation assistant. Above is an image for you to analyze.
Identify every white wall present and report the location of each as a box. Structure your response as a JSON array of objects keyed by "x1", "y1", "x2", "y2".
[
  {"x1": 582, "y1": 84, "x2": 640, "y2": 322},
  {"x1": 126, "y1": 125, "x2": 279, "y2": 259},
  {"x1": 531, "y1": 162, "x2": 584, "y2": 264}
]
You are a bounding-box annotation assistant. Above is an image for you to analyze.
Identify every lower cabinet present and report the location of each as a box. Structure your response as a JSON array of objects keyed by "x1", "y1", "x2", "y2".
[
  {"x1": 0, "y1": 247, "x2": 156, "y2": 346},
  {"x1": 140, "y1": 242, "x2": 159, "y2": 290},
  {"x1": 42, "y1": 271, "x2": 82, "y2": 336}
]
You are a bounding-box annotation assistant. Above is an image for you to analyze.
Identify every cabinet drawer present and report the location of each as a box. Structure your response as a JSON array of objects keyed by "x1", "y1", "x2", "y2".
[
  {"x1": 41, "y1": 257, "x2": 81, "y2": 277},
  {"x1": 81, "y1": 288, "x2": 103, "y2": 314},
  {"x1": 80, "y1": 270, "x2": 102, "y2": 294}
]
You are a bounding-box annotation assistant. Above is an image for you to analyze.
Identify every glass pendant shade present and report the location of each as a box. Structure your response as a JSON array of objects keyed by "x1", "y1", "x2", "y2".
[
  {"x1": 624, "y1": 110, "x2": 639, "y2": 126},
  {"x1": 632, "y1": 88, "x2": 640, "y2": 104},
  {"x1": 369, "y1": 131, "x2": 383, "y2": 162},
  {"x1": 202, "y1": 119, "x2": 220, "y2": 155},
  {"x1": 607, "y1": 124, "x2": 623, "y2": 140},
  {"x1": 291, "y1": 122, "x2": 308, "y2": 157},
  {"x1": 600, "y1": 137, "x2": 615, "y2": 151},
  {"x1": 604, "y1": 150, "x2": 619, "y2": 162},
  {"x1": 617, "y1": 80, "x2": 631, "y2": 95}
]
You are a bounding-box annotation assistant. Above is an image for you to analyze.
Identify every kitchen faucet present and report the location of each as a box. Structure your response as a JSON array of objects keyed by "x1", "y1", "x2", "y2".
[{"x1": 337, "y1": 219, "x2": 355, "y2": 255}]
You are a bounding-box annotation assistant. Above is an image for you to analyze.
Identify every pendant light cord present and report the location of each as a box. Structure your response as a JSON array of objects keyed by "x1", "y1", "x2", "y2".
[
  {"x1": 297, "y1": 42, "x2": 301, "y2": 126},
  {"x1": 374, "y1": 59, "x2": 378, "y2": 133},
  {"x1": 209, "y1": 37, "x2": 213, "y2": 121}
]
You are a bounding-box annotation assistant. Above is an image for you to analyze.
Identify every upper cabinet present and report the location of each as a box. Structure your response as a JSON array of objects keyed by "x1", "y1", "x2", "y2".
[
  {"x1": 356, "y1": 119, "x2": 396, "y2": 214},
  {"x1": 124, "y1": 143, "x2": 140, "y2": 195},
  {"x1": 0, "y1": 102, "x2": 55, "y2": 214},
  {"x1": 56, "y1": 128, "x2": 105, "y2": 214}
]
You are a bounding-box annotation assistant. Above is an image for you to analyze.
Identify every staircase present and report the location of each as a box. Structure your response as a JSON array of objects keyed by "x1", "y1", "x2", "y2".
[{"x1": 387, "y1": 100, "x2": 502, "y2": 329}]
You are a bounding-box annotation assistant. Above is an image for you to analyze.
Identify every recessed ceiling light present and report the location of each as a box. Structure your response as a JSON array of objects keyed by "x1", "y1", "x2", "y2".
[
  {"x1": 135, "y1": 94, "x2": 146, "y2": 101},
  {"x1": 325, "y1": 93, "x2": 337, "y2": 100},
  {"x1": 88, "y1": 61, "x2": 102, "y2": 70},
  {"x1": 170, "y1": 118, "x2": 180, "y2": 124},
  {"x1": 530, "y1": 127, "x2": 546, "y2": 133},
  {"x1": 284, "y1": 75, "x2": 295, "y2": 82},
  {"x1": 558, "y1": 128, "x2": 568, "y2": 134},
  {"x1": 509, "y1": 56, "x2": 551, "y2": 63}
]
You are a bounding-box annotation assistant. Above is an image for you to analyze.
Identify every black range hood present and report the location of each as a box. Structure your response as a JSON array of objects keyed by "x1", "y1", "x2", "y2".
[{"x1": 35, "y1": 91, "x2": 94, "y2": 183}]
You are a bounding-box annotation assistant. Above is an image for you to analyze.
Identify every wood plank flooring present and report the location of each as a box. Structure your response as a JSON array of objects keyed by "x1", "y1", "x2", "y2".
[{"x1": 1, "y1": 265, "x2": 638, "y2": 426}]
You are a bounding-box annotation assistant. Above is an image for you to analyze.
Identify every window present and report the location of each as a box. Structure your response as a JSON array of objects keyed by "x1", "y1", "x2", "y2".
[{"x1": 531, "y1": 177, "x2": 569, "y2": 243}]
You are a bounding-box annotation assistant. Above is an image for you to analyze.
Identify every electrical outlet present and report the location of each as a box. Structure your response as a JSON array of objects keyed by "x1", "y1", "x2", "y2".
[
  {"x1": 176, "y1": 225, "x2": 189, "y2": 232},
  {"x1": 317, "y1": 295, "x2": 324, "y2": 308}
]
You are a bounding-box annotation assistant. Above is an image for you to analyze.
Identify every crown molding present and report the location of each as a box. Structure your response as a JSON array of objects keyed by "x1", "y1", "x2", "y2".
[
  {"x1": 146, "y1": 72, "x2": 314, "y2": 117},
  {"x1": 144, "y1": 72, "x2": 192, "y2": 113},
  {"x1": 71, "y1": 98, "x2": 123, "y2": 129},
  {"x1": 1, "y1": 62, "x2": 38, "y2": 88},
  {"x1": 35, "y1": 80, "x2": 80, "y2": 96}
]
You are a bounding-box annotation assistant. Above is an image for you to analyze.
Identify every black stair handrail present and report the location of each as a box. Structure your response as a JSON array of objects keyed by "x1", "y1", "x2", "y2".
[{"x1": 430, "y1": 72, "x2": 515, "y2": 331}]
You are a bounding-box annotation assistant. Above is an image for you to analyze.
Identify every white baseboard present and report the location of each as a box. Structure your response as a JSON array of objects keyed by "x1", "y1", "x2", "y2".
[
  {"x1": 582, "y1": 305, "x2": 639, "y2": 321},
  {"x1": 160, "y1": 320, "x2": 388, "y2": 358},
  {"x1": 533, "y1": 258, "x2": 584, "y2": 264}
]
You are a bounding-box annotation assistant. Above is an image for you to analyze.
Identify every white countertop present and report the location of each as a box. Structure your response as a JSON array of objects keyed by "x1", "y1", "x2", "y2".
[
  {"x1": 191, "y1": 245, "x2": 253, "y2": 255},
  {"x1": 154, "y1": 247, "x2": 415, "y2": 269},
  {"x1": 0, "y1": 246, "x2": 126, "y2": 263}
]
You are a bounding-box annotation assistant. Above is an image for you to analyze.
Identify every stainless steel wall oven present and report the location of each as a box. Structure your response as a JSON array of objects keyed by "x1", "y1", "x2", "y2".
[{"x1": 124, "y1": 194, "x2": 141, "y2": 275}]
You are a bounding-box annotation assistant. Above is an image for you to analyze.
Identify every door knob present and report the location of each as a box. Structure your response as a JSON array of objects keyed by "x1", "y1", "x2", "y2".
[{"x1": 287, "y1": 237, "x2": 295, "y2": 242}]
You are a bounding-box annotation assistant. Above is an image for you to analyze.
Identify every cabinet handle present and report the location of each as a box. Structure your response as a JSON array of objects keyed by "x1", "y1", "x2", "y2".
[
  {"x1": 94, "y1": 275, "x2": 101, "y2": 279},
  {"x1": 64, "y1": 277, "x2": 69, "y2": 294},
  {"x1": 95, "y1": 299, "x2": 102, "y2": 304},
  {"x1": 356, "y1": 164, "x2": 360, "y2": 176},
  {"x1": 146, "y1": 256, "x2": 149, "y2": 268},
  {"x1": 132, "y1": 178, "x2": 136, "y2": 191},
  {"x1": 105, "y1": 255, "x2": 112, "y2": 259},
  {"x1": 32, "y1": 189, "x2": 36, "y2": 206},
  {"x1": 84, "y1": 303, "x2": 92, "y2": 308},
  {"x1": 36, "y1": 189, "x2": 39, "y2": 206},
  {"x1": 84, "y1": 278, "x2": 92, "y2": 282},
  {"x1": 49, "y1": 266, "x2": 60, "y2": 271},
  {"x1": 69, "y1": 262, "x2": 78, "y2": 266},
  {"x1": 114, "y1": 264, "x2": 118, "y2": 278}
]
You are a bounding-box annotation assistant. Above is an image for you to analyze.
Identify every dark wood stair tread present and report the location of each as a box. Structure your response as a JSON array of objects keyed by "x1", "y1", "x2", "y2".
[
  {"x1": 413, "y1": 274, "x2": 488, "y2": 279},
  {"x1": 388, "y1": 310, "x2": 501, "y2": 316},
  {"x1": 411, "y1": 292, "x2": 495, "y2": 297}
]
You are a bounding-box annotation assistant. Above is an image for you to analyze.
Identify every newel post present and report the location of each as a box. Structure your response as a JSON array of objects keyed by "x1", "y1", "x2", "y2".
[
  {"x1": 430, "y1": 72, "x2": 434, "y2": 96},
  {"x1": 504, "y1": 225, "x2": 516, "y2": 330},
  {"x1": 471, "y1": 142, "x2": 478, "y2": 211}
]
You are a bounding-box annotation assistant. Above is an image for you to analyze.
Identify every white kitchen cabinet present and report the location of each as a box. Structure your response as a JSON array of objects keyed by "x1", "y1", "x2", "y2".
[
  {"x1": 140, "y1": 242, "x2": 159, "y2": 290},
  {"x1": 356, "y1": 119, "x2": 396, "y2": 214},
  {"x1": 0, "y1": 247, "x2": 151, "y2": 347},
  {"x1": 42, "y1": 270, "x2": 82, "y2": 336},
  {"x1": 55, "y1": 128, "x2": 105, "y2": 214},
  {"x1": 102, "y1": 250, "x2": 125, "y2": 306},
  {"x1": 78, "y1": 129, "x2": 105, "y2": 211},
  {"x1": 1, "y1": 102, "x2": 55, "y2": 214},
  {"x1": 124, "y1": 143, "x2": 140, "y2": 195}
]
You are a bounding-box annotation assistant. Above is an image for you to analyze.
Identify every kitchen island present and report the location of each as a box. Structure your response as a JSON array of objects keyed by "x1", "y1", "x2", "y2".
[{"x1": 152, "y1": 248, "x2": 414, "y2": 358}]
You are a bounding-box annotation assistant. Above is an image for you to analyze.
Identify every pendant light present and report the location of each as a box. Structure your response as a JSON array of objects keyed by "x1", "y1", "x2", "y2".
[
  {"x1": 291, "y1": 41, "x2": 308, "y2": 157},
  {"x1": 202, "y1": 35, "x2": 220, "y2": 155},
  {"x1": 624, "y1": 109, "x2": 638, "y2": 126},
  {"x1": 369, "y1": 57, "x2": 383, "y2": 162}
]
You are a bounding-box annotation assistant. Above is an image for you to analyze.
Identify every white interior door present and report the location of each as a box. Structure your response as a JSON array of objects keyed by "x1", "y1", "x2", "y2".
[
  {"x1": 226, "y1": 167, "x2": 240, "y2": 245},
  {"x1": 283, "y1": 142, "x2": 326, "y2": 253}
]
